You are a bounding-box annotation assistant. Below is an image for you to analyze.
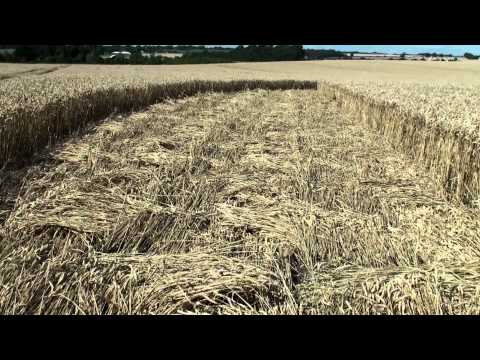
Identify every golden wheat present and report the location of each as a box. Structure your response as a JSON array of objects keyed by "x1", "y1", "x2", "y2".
[
  {"x1": 1, "y1": 89, "x2": 480, "y2": 314},
  {"x1": 2, "y1": 60, "x2": 480, "y2": 314},
  {"x1": 0, "y1": 77, "x2": 316, "y2": 167},
  {"x1": 319, "y1": 82, "x2": 480, "y2": 205},
  {"x1": 0, "y1": 63, "x2": 65, "y2": 80}
]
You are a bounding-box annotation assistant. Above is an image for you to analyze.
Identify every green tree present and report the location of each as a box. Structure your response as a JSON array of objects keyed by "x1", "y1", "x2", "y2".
[
  {"x1": 14, "y1": 46, "x2": 38, "y2": 62},
  {"x1": 464, "y1": 52, "x2": 479, "y2": 60},
  {"x1": 86, "y1": 50, "x2": 98, "y2": 64}
]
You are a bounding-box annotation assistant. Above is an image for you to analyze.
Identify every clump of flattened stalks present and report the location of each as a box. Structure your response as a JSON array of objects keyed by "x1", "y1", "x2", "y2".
[
  {"x1": 4, "y1": 170, "x2": 222, "y2": 255},
  {"x1": 0, "y1": 246, "x2": 279, "y2": 314},
  {"x1": 97, "y1": 252, "x2": 279, "y2": 314},
  {"x1": 297, "y1": 261, "x2": 480, "y2": 315}
]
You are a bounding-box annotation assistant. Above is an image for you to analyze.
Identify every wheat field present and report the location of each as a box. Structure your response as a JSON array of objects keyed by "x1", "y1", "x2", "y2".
[
  {"x1": 45, "y1": 60, "x2": 480, "y2": 84},
  {"x1": 0, "y1": 64, "x2": 69, "y2": 80},
  {"x1": 1, "y1": 61, "x2": 480, "y2": 314}
]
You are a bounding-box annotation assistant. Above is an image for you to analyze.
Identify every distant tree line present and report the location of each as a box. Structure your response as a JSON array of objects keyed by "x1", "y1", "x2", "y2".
[
  {"x1": 0, "y1": 45, "x2": 306, "y2": 64},
  {"x1": 417, "y1": 52, "x2": 478, "y2": 60},
  {"x1": 464, "y1": 52, "x2": 479, "y2": 60},
  {"x1": 0, "y1": 45, "x2": 98, "y2": 63},
  {"x1": 98, "y1": 45, "x2": 209, "y2": 54},
  {"x1": 418, "y1": 52, "x2": 454, "y2": 58},
  {"x1": 304, "y1": 49, "x2": 348, "y2": 59}
]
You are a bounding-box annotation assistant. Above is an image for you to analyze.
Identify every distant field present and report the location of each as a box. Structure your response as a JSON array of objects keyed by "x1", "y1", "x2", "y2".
[
  {"x1": 2, "y1": 60, "x2": 480, "y2": 199},
  {"x1": 3, "y1": 60, "x2": 479, "y2": 84},
  {"x1": 42, "y1": 60, "x2": 480, "y2": 84},
  {"x1": 0, "y1": 64, "x2": 67, "y2": 80},
  {"x1": 2, "y1": 60, "x2": 480, "y2": 314}
]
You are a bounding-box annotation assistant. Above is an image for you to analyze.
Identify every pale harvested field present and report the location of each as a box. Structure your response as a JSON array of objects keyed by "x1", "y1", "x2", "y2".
[
  {"x1": 3, "y1": 60, "x2": 480, "y2": 84},
  {"x1": 45, "y1": 60, "x2": 480, "y2": 84},
  {"x1": 2, "y1": 89, "x2": 480, "y2": 314}
]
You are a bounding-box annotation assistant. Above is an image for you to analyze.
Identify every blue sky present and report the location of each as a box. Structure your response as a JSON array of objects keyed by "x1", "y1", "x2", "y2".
[
  {"x1": 304, "y1": 45, "x2": 480, "y2": 55},
  {"x1": 208, "y1": 45, "x2": 480, "y2": 56}
]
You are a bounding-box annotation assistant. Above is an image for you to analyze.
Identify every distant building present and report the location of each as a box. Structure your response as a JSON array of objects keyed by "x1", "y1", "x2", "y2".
[
  {"x1": 427, "y1": 56, "x2": 458, "y2": 62},
  {"x1": 140, "y1": 51, "x2": 183, "y2": 59},
  {"x1": 352, "y1": 53, "x2": 401, "y2": 60},
  {"x1": 157, "y1": 52, "x2": 183, "y2": 59},
  {"x1": 405, "y1": 55, "x2": 425, "y2": 61},
  {"x1": 110, "y1": 51, "x2": 131, "y2": 60},
  {"x1": 99, "y1": 51, "x2": 132, "y2": 60}
]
